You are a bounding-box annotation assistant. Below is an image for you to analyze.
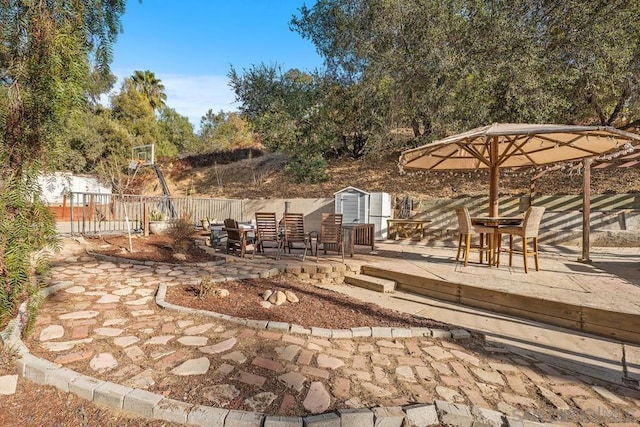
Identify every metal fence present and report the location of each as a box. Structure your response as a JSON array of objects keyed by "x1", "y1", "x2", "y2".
[{"x1": 67, "y1": 192, "x2": 243, "y2": 236}]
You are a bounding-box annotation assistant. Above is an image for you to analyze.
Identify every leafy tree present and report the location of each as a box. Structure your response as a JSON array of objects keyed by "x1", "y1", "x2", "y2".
[
  {"x1": 158, "y1": 107, "x2": 198, "y2": 154},
  {"x1": 86, "y1": 69, "x2": 118, "y2": 108},
  {"x1": 229, "y1": 65, "x2": 319, "y2": 149},
  {"x1": 58, "y1": 109, "x2": 134, "y2": 174},
  {"x1": 542, "y1": 1, "x2": 640, "y2": 127},
  {"x1": 316, "y1": 71, "x2": 393, "y2": 158},
  {"x1": 228, "y1": 64, "x2": 286, "y2": 123},
  {"x1": 291, "y1": 0, "x2": 640, "y2": 145},
  {"x1": 197, "y1": 110, "x2": 255, "y2": 153},
  {"x1": 130, "y1": 69, "x2": 168, "y2": 111},
  {"x1": 229, "y1": 64, "x2": 331, "y2": 181},
  {"x1": 0, "y1": 0, "x2": 125, "y2": 329},
  {"x1": 111, "y1": 79, "x2": 177, "y2": 157}
]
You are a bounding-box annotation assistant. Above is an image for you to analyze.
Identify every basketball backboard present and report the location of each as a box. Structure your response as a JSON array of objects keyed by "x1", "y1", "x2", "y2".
[{"x1": 131, "y1": 144, "x2": 155, "y2": 169}]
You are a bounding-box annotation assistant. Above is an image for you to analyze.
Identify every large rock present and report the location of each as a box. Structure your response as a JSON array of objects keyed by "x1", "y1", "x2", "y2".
[
  {"x1": 274, "y1": 290, "x2": 287, "y2": 306},
  {"x1": 285, "y1": 290, "x2": 299, "y2": 303},
  {"x1": 213, "y1": 288, "x2": 230, "y2": 297}
]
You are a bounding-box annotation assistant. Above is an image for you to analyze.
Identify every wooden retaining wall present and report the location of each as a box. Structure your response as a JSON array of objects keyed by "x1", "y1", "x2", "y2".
[{"x1": 361, "y1": 265, "x2": 640, "y2": 345}]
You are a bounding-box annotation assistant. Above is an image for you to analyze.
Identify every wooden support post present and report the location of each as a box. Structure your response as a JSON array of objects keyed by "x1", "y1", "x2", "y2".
[
  {"x1": 579, "y1": 158, "x2": 592, "y2": 263},
  {"x1": 62, "y1": 194, "x2": 67, "y2": 220},
  {"x1": 143, "y1": 203, "x2": 149, "y2": 237}
]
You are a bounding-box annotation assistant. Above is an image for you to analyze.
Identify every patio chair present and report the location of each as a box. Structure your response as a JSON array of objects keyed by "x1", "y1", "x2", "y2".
[
  {"x1": 315, "y1": 213, "x2": 344, "y2": 262},
  {"x1": 497, "y1": 206, "x2": 546, "y2": 273},
  {"x1": 223, "y1": 218, "x2": 252, "y2": 257},
  {"x1": 282, "y1": 212, "x2": 311, "y2": 261},
  {"x1": 455, "y1": 207, "x2": 495, "y2": 266},
  {"x1": 253, "y1": 212, "x2": 283, "y2": 259}
]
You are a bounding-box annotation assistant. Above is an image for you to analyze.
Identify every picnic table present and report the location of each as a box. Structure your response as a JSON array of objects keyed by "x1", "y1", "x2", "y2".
[{"x1": 387, "y1": 218, "x2": 431, "y2": 240}]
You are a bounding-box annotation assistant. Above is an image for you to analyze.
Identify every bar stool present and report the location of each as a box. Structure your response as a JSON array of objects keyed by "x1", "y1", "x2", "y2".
[
  {"x1": 497, "y1": 206, "x2": 546, "y2": 272},
  {"x1": 455, "y1": 207, "x2": 495, "y2": 266}
]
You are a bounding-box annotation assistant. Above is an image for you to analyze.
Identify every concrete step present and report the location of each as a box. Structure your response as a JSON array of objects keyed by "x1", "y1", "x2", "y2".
[{"x1": 344, "y1": 273, "x2": 396, "y2": 293}]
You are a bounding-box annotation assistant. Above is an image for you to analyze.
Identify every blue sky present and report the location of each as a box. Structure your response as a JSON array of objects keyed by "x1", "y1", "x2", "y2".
[{"x1": 109, "y1": 1, "x2": 322, "y2": 129}]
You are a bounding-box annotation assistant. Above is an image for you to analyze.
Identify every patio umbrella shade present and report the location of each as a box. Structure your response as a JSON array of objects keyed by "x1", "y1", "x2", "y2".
[
  {"x1": 399, "y1": 123, "x2": 640, "y2": 216},
  {"x1": 399, "y1": 123, "x2": 640, "y2": 262}
]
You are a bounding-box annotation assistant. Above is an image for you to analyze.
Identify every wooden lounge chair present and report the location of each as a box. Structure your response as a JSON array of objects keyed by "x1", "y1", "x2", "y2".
[
  {"x1": 223, "y1": 218, "x2": 252, "y2": 257},
  {"x1": 455, "y1": 207, "x2": 495, "y2": 266},
  {"x1": 497, "y1": 206, "x2": 546, "y2": 273},
  {"x1": 253, "y1": 212, "x2": 282, "y2": 259},
  {"x1": 315, "y1": 213, "x2": 344, "y2": 262},
  {"x1": 282, "y1": 212, "x2": 310, "y2": 261}
]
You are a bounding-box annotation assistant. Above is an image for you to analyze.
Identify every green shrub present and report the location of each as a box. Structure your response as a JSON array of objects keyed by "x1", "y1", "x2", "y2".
[{"x1": 284, "y1": 153, "x2": 328, "y2": 184}]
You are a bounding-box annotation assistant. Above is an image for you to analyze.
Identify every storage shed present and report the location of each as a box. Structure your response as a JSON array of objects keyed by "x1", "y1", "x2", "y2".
[{"x1": 334, "y1": 186, "x2": 369, "y2": 225}]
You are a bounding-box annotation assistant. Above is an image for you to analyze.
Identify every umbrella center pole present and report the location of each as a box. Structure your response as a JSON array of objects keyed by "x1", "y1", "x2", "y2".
[{"x1": 489, "y1": 137, "x2": 500, "y2": 217}]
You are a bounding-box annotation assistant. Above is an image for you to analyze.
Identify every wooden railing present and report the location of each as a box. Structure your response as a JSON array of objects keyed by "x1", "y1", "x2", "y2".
[{"x1": 63, "y1": 192, "x2": 243, "y2": 236}]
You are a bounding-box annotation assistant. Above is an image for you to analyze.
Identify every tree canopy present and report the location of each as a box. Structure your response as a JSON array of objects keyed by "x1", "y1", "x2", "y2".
[
  {"x1": 290, "y1": 0, "x2": 640, "y2": 143},
  {"x1": 0, "y1": 0, "x2": 126, "y2": 329},
  {"x1": 131, "y1": 70, "x2": 168, "y2": 111}
]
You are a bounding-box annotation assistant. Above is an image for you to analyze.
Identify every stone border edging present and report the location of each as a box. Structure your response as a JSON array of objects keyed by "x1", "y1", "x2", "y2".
[
  {"x1": 88, "y1": 250, "x2": 227, "y2": 267},
  {"x1": 156, "y1": 282, "x2": 468, "y2": 341},
  {"x1": 0, "y1": 252, "x2": 525, "y2": 427}
]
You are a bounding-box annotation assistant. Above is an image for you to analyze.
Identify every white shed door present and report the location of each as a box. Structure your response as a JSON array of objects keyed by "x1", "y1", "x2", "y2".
[{"x1": 340, "y1": 193, "x2": 361, "y2": 223}]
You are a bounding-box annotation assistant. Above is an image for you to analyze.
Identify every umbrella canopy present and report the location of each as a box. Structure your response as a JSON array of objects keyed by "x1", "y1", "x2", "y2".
[{"x1": 399, "y1": 123, "x2": 640, "y2": 217}]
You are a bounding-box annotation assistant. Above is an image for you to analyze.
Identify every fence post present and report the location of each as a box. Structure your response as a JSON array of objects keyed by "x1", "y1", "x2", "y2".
[
  {"x1": 143, "y1": 202, "x2": 149, "y2": 237},
  {"x1": 81, "y1": 193, "x2": 86, "y2": 235},
  {"x1": 70, "y1": 192, "x2": 74, "y2": 236}
]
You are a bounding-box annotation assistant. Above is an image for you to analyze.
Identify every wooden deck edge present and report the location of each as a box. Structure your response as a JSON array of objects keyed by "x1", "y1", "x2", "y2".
[{"x1": 361, "y1": 265, "x2": 640, "y2": 345}]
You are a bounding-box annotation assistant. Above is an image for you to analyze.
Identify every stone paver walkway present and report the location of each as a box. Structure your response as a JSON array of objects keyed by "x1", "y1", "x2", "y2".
[{"x1": 15, "y1": 240, "x2": 640, "y2": 424}]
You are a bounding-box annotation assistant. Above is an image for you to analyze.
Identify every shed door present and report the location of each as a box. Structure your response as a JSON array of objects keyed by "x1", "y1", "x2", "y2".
[{"x1": 340, "y1": 193, "x2": 361, "y2": 223}]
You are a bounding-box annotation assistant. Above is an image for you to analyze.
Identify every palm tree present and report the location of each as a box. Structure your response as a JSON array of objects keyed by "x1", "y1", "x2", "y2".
[{"x1": 130, "y1": 70, "x2": 167, "y2": 111}]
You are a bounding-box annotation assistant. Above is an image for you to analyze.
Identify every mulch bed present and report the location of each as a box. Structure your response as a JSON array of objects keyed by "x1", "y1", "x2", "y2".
[
  {"x1": 165, "y1": 277, "x2": 448, "y2": 330},
  {"x1": 89, "y1": 233, "x2": 220, "y2": 264}
]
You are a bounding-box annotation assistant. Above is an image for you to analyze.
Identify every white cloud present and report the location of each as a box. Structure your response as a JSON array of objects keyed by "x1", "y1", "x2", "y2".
[
  {"x1": 104, "y1": 71, "x2": 238, "y2": 130},
  {"x1": 159, "y1": 74, "x2": 238, "y2": 128}
]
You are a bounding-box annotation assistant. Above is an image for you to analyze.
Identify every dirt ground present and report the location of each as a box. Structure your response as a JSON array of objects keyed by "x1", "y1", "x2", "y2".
[
  {"x1": 165, "y1": 277, "x2": 447, "y2": 330},
  {"x1": 157, "y1": 152, "x2": 640, "y2": 202}
]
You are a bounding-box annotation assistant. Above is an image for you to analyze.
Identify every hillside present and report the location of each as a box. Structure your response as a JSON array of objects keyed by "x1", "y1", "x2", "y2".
[{"x1": 144, "y1": 152, "x2": 640, "y2": 205}]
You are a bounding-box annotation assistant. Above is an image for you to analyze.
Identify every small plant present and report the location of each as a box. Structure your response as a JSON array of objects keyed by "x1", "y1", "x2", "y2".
[
  {"x1": 167, "y1": 215, "x2": 196, "y2": 254},
  {"x1": 149, "y1": 210, "x2": 166, "y2": 221},
  {"x1": 198, "y1": 276, "x2": 216, "y2": 299}
]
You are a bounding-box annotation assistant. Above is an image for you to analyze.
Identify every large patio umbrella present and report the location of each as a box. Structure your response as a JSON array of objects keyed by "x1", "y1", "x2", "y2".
[{"x1": 399, "y1": 123, "x2": 640, "y2": 260}]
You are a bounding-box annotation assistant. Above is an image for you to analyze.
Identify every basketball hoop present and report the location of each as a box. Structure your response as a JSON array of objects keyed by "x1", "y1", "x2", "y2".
[{"x1": 131, "y1": 144, "x2": 155, "y2": 166}]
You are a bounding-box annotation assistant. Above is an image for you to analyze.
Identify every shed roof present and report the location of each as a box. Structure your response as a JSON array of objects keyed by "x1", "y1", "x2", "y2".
[{"x1": 333, "y1": 186, "x2": 370, "y2": 196}]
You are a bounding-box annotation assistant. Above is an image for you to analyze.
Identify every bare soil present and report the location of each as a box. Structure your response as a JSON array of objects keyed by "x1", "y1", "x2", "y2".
[{"x1": 155, "y1": 152, "x2": 640, "y2": 202}]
